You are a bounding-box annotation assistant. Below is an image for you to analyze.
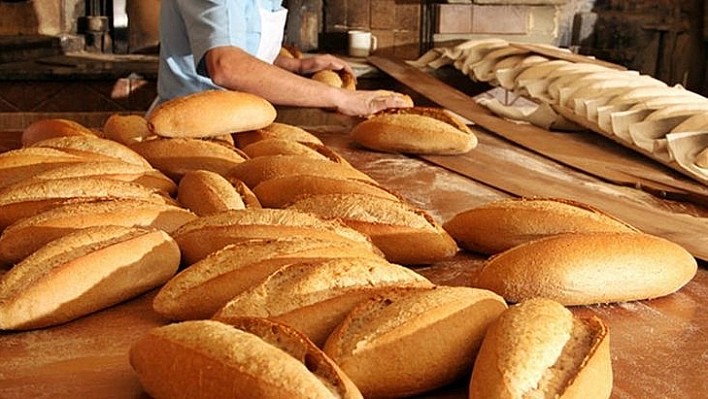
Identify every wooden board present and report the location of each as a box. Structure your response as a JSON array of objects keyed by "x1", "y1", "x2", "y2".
[{"x1": 368, "y1": 55, "x2": 708, "y2": 262}]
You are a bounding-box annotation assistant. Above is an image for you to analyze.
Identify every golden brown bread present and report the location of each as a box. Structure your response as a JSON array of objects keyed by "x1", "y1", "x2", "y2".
[
  {"x1": 323, "y1": 285, "x2": 508, "y2": 398},
  {"x1": 0, "y1": 177, "x2": 173, "y2": 230},
  {"x1": 240, "y1": 138, "x2": 349, "y2": 163},
  {"x1": 0, "y1": 225, "x2": 180, "y2": 330},
  {"x1": 177, "y1": 170, "x2": 252, "y2": 216},
  {"x1": 129, "y1": 318, "x2": 363, "y2": 399},
  {"x1": 469, "y1": 298, "x2": 612, "y2": 399},
  {"x1": 21, "y1": 118, "x2": 97, "y2": 147},
  {"x1": 153, "y1": 236, "x2": 386, "y2": 321},
  {"x1": 252, "y1": 175, "x2": 401, "y2": 208},
  {"x1": 0, "y1": 198, "x2": 196, "y2": 265},
  {"x1": 350, "y1": 106, "x2": 478, "y2": 155},
  {"x1": 443, "y1": 197, "x2": 639, "y2": 255},
  {"x1": 0, "y1": 147, "x2": 90, "y2": 189},
  {"x1": 285, "y1": 193, "x2": 459, "y2": 265},
  {"x1": 311, "y1": 69, "x2": 356, "y2": 90},
  {"x1": 234, "y1": 122, "x2": 324, "y2": 148},
  {"x1": 31, "y1": 135, "x2": 153, "y2": 168},
  {"x1": 227, "y1": 154, "x2": 375, "y2": 188},
  {"x1": 212, "y1": 257, "x2": 433, "y2": 346},
  {"x1": 129, "y1": 137, "x2": 248, "y2": 181},
  {"x1": 102, "y1": 113, "x2": 154, "y2": 145},
  {"x1": 148, "y1": 90, "x2": 277, "y2": 138},
  {"x1": 695, "y1": 146, "x2": 708, "y2": 168},
  {"x1": 172, "y1": 208, "x2": 382, "y2": 264},
  {"x1": 473, "y1": 231, "x2": 697, "y2": 305}
]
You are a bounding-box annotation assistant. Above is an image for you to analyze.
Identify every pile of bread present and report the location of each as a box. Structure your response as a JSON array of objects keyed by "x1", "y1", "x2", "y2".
[
  {"x1": 413, "y1": 38, "x2": 708, "y2": 182},
  {"x1": 0, "y1": 90, "x2": 698, "y2": 398}
]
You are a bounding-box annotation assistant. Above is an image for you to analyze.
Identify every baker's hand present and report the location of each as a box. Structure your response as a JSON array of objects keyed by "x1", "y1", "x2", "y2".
[
  {"x1": 336, "y1": 90, "x2": 414, "y2": 117},
  {"x1": 297, "y1": 54, "x2": 356, "y2": 78}
]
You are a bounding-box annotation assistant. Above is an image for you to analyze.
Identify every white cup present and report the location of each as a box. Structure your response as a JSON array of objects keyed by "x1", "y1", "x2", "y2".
[{"x1": 348, "y1": 30, "x2": 377, "y2": 58}]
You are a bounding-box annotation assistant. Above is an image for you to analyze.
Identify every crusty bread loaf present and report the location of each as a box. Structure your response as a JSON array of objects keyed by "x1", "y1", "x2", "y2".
[
  {"x1": 102, "y1": 113, "x2": 154, "y2": 145},
  {"x1": 240, "y1": 138, "x2": 349, "y2": 163},
  {"x1": 31, "y1": 135, "x2": 153, "y2": 168},
  {"x1": 253, "y1": 175, "x2": 401, "y2": 208},
  {"x1": 279, "y1": 44, "x2": 304, "y2": 59},
  {"x1": 148, "y1": 90, "x2": 277, "y2": 138},
  {"x1": 129, "y1": 137, "x2": 248, "y2": 181},
  {"x1": 153, "y1": 236, "x2": 386, "y2": 321},
  {"x1": 350, "y1": 106, "x2": 478, "y2": 155},
  {"x1": 172, "y1": 208, "x2": 382, "y2": 264},
  {"x1": 130, "y1": 318, "x2": 363, "y2": 399},
  {"x1": 0, "y1": 198, "x2": 196, "y2": 265},
  {"x1": 213, "y1": 257, "x2": 433, "y2": 346},
  {"x1": 0, "y1": 147, "x2": 90, "y2": 189},
  {"x1": 233, "y1": 122, "x2": 324, "y2": 148},
  {"x1": 23, "y1": 161, "x2": 178, "y2": 196},
  {"x1": 0, "y1": 225, "x2": 180, "y2": 330},
  {"x1": 323, "y1": 285, "x2": 508, "y2": 398},
  {"x1": 285, "y1": 193, "x2": 459, "y2": 265},
  {"x1": 469, "y1": 298, "x2": 612, "y2": 399},
  {"x1": 311, "y1": 69, "x2": 356, "y2": 90},
  {"x1": 473, "y1": 231, "x2": 697, "y2": 305},
  {"x1": 0, "y1": 177, "x2": 173, "y2": 230},
  {"x1": 227, "y1": 154, "x2": 375, "y2": 188},
  {"x1": 443, "y1": 197, "x2": 639, "y2": 255},
  {"x1": 21, "y1": 118, "x2": 97, "y2": 147},
  {"x1": 177, "y1": 170, "x2": 250, "y2": 216}
]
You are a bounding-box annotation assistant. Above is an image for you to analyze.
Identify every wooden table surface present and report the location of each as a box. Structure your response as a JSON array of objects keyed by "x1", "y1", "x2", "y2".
[{"x1": 1, "y1": 118, "x2": 707, "y2": 398}]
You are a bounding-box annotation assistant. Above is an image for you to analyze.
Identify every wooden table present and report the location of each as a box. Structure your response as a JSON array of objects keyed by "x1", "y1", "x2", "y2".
[{"x1": 2, "y1": 76, "x2": 708, "y2": 397}]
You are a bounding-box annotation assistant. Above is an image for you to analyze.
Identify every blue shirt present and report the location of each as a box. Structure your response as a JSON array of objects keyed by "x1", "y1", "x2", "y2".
[{"x1": 156, "y1": 0, "x2": 284, "y2": 105}]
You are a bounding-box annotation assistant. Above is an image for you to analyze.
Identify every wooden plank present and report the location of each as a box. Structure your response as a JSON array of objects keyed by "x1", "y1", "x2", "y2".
[{"x1": 368, "y1": 55, "x2": 708, "y2": 262}]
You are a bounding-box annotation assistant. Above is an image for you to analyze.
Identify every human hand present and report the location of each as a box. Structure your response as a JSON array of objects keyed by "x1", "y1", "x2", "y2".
[
  {"x1": 335, "y1": 90, "x2": 414, "y2": 117},
  {"x1": 297, "y1": 54, "x2": 356, "y2": 79}
]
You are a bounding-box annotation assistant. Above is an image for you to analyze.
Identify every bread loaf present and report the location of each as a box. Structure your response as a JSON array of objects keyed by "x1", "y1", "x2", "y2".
[
  {"x1": 234, "y1": 122, "x2": 324, "y2": 148},
  {"x1": 129, "y1": 318, "x2": 363, "y2": 399},
  {"x1": 227, "y1": 154, "x2": 375, "y2": 188},
  {"x1": 473, "y1": 231, "x2": 697, "y2": 305},
  {"x1": 102, "y1": 113, "x2": 154, "y2": 145},
  {"x1": 0, "y1": 177, "x2": 173, "y2": 230},
  {"x1": 0, "y1": 198, "x2": 196, "y2": 265},
  {"x1": 172, "y1": 208, "x2": 382, "y2": 264},
  {"x1": 129, "y1": 137, "x2": 248, "y2": 181},
  {"x1": 311, "y1": 69, "x2": 356, "y2": 90},
  {"x1": 177, "y1": 170, "x2": 251, "y2": 216},
  {"x1": 153, "y1": 236, "x2": 386, "y2": 321},
  {"x1": 469, "y1": 298, "x2": 612, "y2": 399},
  {"x1": 286, "y1": 193, "x2": 459, "y2": 265},
  {"x1": 0, "y1": 225, "x2": 180, "y2": 330},
  {"x1": 21, "y1": 118, "x2": 97, "y2": 147},
  {"x1": 0, "y1": 147, "x2": 89, "y2": 189},
  {"x1": 253, "y1": 175, "x2": 401, "y2": 208},
  {"x1": 442, "y1": 197, "x2": 638, "y2": 255},
  {"x1": 148, "y1": 90, "x2": 277, "y2": 138},
  {"x1": 240, "y1": 138, "x2": 349, "y2": 163},
  {"x1": 213, "y1": 257, "x2": 433, "y2": 346},
  {"x1": 323, "y1": 285, "x2": 507, "y2": 398},
  {"x1": 31, "y1": 135, "x2": 153, "y2": 168},
  {"x1": 350, "y1": 106, "x2": 478, "y2": 155}
]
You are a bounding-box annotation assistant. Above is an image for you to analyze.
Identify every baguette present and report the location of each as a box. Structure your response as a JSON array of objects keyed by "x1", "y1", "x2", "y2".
[
  {"x1": 227, "y1": 154, "x2": 375, "y2": 188},
  {"x1": 172, "y1": 208, "x2": 382, "y2": 264},
  {"x1": 350, "y1": 106, "x2": 478, "y2": 155},
  {"x1": 442, "y1": 197, "x2": 639, "y2": 255},
  {"x1": 234, "y1": 122, "x2": 324, "y2": 148},
  {"x1": 102, "y1": 113, "x2": 154, "y2": 145},
  {"x1": 213, "y1": 257, "x2": 433, "y2": 346},
  {"x1": 129, "y1": 137, "x2": 248, "y2": 181},
  {"x1": 153, "y1": 236, "x2": 386, "y2": 321},
  {"x1": 21, "y1": 118, "x2": 97, "y2": 147},
  {"x1": 252, "y1": 175, "x2": 401, "y2": 208},
  {"x1": 129, "y1": 318, "x2": 363, "y2": 399},
  {"x1": 0, "y1": 198, "x2": 196, "y2": 265},
  {"x1": 0, "y1": 147, "x2": 89, "y2": 189},
  {"x1": 31, "y1": 135, "x2": 153, "y2": 168},
  {"x1": 148, "y1": 90, "x2": 277, "y2": 138},
  {"x1": 240, "y1": 138, "x2": 349, "y2": 163},
  {"x1": 177, "y1": 170, "x2": 251, "y2": 216},
  {"x1": 0, "y1": 177, "x2": 173, "y2": 230},
  {"x1": 285, "y1": 193, "x2": 459, "y2": 265},
  {"x1": 473, "y1": 231, "x2": 697, "y2": 305},
  {"x1": 323, "y1": 285, "x2": 508, "y2": 398},
  {"x1": 469, "y1": 298, "x2": 612, "y2": 399},
  {"x1": 0, "y1": 225, "x2": 180, "y2": 330}
]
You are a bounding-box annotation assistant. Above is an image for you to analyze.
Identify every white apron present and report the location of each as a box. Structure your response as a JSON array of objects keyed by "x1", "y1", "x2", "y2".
[{"x1": 256, "y1": 7, "x2": 288, "y2": 64}]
